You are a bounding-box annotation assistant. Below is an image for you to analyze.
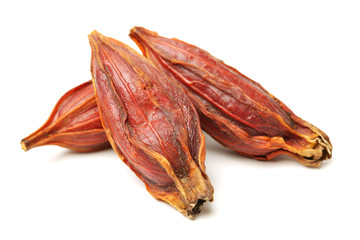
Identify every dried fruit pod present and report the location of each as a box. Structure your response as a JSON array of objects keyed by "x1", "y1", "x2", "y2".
[
  {"x1": 21, "y1": 81, "x2": 110, "y2": 152},
  {"x1": 89, "y1": 31, "x2": 213, "y2": 217},
  {"x1": 130, "y1": 27, "x2": 332, "y2": 167}
]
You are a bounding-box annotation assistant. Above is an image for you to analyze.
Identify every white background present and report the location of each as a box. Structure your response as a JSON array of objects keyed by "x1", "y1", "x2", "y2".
[{"x1": 1, "y1": 0, "x2": 359, "y2": 239}]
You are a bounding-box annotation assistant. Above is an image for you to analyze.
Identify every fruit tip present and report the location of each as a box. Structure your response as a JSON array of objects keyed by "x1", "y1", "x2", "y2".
[
  {"x1": 88, "y1": 30, "x2": 103, "y2": 44},
  {"x1": 89, "y1": 30, "x2": 99, "y2": 36},
  {"x1": 20, "y1": 140, "x2": 28, "y2": 152},
  {"x1": 130, "y1": 26, "x2": 158, "y2": 37}
]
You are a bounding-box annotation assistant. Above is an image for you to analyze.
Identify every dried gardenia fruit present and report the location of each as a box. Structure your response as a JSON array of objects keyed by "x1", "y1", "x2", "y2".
[
  {"x1": 21, "y1": 81, "x2": 110, "y2": 152},
  {"x1": 89, "y1": 31, "x2": 213, "y2": 217},
  {"x1": 130, "y1": 26, "x2": 332, "y2": 167}
]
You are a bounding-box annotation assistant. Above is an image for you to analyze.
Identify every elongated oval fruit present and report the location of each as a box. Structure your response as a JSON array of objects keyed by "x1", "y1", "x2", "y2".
[
  {"x1": 129, "y1": 27, "x2": 332, "y2": 167},
  {"x1": 89, "y1": 31, "x2": 213, "y2": 217},
  {"x1": 21, "y1": 81, "x2": 110, "y2": 152}
]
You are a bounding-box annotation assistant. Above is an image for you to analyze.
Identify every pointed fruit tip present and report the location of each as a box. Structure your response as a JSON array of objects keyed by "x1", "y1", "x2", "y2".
[
  {"x1": 89, "y1": 30, "x2": 99, "y2": 36},
  {"x1": 130, "y1": 26, "x2": 158, "y2": 37},
  {"x1": 88, "y1": 30, "x2": 104, "y2": 43},
  {"x1": 21, "y1": 140, "x2": 28, "y2": 152}
]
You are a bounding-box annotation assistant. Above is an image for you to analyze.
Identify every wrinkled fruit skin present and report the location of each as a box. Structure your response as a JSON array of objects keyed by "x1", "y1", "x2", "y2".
[
  {"x1": 130, "y1": 27, "x2": 332, "y2": 167},
  {"x1": 89, "y1": 31, "x2": 213, "y2": 217},
  {"x1": 21, "y1": 81, "x2": 110, "y2": 152}
]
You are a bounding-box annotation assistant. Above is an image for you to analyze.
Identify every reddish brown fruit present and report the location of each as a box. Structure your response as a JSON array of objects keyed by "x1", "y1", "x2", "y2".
[
  {"x1": 21, "y1": 81, "x2": 110, "y2": 152},
  {"x1": 130, "y1": 27, "x2": 332, "y2": 167},
  {"x1": 89, "y1": 31, "x2": 213, "y2": 217}
]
